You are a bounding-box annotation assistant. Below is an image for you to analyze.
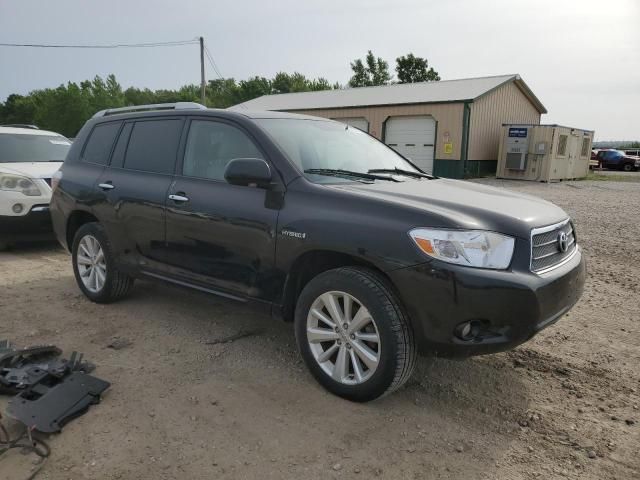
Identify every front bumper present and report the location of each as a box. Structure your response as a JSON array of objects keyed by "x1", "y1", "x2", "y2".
[
  {"x1": 0, "y1": 207, "x2": 54, "y2": 242},
  {"x1": 389, "y1": 247, "x2": 586, "y2": 357}
]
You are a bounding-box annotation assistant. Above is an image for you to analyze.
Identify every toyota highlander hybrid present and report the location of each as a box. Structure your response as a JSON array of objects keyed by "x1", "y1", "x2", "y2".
[
  {"x1": 0, "y1": 125, "x2": 71, "y2": 249},
  {"x1": 49, "y1": 103, "x2": 586, "y2": 401}
]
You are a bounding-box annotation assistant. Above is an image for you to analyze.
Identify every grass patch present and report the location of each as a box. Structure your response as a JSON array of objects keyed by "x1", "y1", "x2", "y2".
[{"x1": 582, "y1": 171, "x2": 640, "y2": 182}]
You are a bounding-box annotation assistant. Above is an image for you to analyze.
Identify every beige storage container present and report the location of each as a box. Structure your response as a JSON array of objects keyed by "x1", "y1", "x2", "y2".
[{"x1": 496, "y1": 124, "x2": 594, "y2": 182}]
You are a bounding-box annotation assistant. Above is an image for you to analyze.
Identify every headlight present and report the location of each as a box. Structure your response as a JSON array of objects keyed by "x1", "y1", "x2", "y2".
[
  {"x1": 409, "y1": 228, "x2": 515, "y2": 269},
  {"x1": 0, "y1": 174, "x2": 42, "y2": 196}
]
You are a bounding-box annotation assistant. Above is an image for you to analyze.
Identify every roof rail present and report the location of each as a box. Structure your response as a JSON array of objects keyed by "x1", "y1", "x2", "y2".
[
  {"x1": 1, "y1": 123, "x2": 39, "y2": 129},
  {"x1": 92, "y1": 102, "x2": 207, "y2": 118}
]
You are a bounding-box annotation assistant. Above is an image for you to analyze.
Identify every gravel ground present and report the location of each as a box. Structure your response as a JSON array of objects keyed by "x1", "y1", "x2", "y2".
[{"x1": 1, "y1": 178, "x2": 639, "y2": 480}]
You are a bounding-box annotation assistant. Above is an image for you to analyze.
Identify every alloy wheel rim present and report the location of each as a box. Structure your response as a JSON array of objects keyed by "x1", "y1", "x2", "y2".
[
  {"x1": 77, "y1": 235, "x2": 106, "y2": 293},
  {"x1": 306, "y1": 291, "x2": 381, "y2": 385}
]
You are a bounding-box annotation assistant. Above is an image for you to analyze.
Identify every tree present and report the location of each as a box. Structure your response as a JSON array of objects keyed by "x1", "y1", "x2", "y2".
[
  {"x1": 308, "y1": 77, "x2": 332, "y2": 91},
  {"x1": 206, "y1": 78, "x2": 240, "y2": 108},
  {"x1": 0, "y1": 70, "x2": 335, "y2": 136},
  {"x1": 0, "y1": 94, "x2": 38, "y2": 125},
  {"x1": 349, "y1": 51, "x2": 391, "y2": 87},
  {"x1": 395, "y1": 54, "x2": 440, "y2": 83},
  {"x1": 236, "y1": 76, "x2": 272, "y2": 103},
  {"x1": 272, "y1": 72, "x2": 334, "y2": 94}
]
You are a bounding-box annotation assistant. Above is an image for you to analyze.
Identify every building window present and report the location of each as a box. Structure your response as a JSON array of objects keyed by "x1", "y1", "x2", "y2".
[
  {"x1": 558, "y1": 135, "x2": 568, "y2": 156},
  {"x1": 581, "y1": 137, "x2": 590, "y2": 157}
]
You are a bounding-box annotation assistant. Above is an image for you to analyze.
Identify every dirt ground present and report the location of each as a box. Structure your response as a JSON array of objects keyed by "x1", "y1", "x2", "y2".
[{"x1": 1, "y1": 178, "x2": 638, "y2": 480}]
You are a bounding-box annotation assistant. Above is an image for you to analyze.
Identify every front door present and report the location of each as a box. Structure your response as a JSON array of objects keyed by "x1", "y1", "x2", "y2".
[
  {"x1": 567, "y1": 134, "x2": 580, "y2": 178},
  {"x1": 164, "y1": 118, "x2": 280, "y2": 300}
]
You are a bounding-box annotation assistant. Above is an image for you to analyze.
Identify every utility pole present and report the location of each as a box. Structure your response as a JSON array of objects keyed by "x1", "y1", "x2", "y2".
[{"x1": 199, "y1": 36, "x2": 206, "y2": 105}]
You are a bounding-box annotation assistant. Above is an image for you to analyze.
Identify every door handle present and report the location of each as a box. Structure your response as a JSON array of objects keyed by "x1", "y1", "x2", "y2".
[
  {"x1": 98, "y1": 183, "x2": 115, "y2": 190},
  {"x1": 168, "y1": 194, "x2": 189, "y2": 202}
]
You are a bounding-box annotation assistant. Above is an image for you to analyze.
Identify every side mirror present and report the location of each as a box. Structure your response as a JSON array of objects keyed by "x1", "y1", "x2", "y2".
[{"x1": 224, "y1": 158, "x2": 272, "y2": 188}]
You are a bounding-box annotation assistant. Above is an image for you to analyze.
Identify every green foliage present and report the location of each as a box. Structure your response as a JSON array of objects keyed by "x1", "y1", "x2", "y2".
[
  {"x1": 0, "y1": 71, "x2": 335, "y2": 137},
  {"x1": 0, "y1": 51, "x2": 440, "y2": 137},
  {"x1": 395, "y1": 53, "x2": 440, "y2": 83},
  {"x1": 349, "y1": 51, "x2": 391, "y2": 87},
  {"x1": 266, "y1": 72, "x2": 334, "y2": 94}
]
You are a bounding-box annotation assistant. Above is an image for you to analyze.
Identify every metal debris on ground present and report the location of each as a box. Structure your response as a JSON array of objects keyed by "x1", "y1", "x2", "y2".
[
  {"x1": 8, "y1": 371, "x2": 110, "y2": 433},
  {"x1": 1, "y1": 341, "x2": 94, "y2": 395},
  {"x1": 0, "y1": 339, "x2": 109, "y2": 432}
]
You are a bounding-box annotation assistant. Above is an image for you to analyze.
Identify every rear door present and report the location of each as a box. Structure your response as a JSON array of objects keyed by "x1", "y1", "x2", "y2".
[
  {"x1": 94, "y1": 117, "x2": 184, "y2": 272},
  {"x1": 164, "y1": 118, "x2": 280, "y2": 300}
]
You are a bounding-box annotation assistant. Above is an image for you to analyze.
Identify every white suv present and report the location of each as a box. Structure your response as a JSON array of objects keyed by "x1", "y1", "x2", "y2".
[{"x1": 0, "y1": 126, "x2": 71, "y2": 249}]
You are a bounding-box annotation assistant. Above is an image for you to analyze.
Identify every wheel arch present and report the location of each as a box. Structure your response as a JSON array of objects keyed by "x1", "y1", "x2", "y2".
[
  {"x1": 66, "y1": 210, "x2": 99, "y2": 251},
  {"x1": 278, "y1": 249, "x2": 397, "y2": 322}
]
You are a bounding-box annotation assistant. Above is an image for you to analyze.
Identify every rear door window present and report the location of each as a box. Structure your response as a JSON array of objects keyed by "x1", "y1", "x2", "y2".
[
  {"x1": 123, "y1": 119, "x2": 183, "y2": 174},
  {"x1": 82, "y1": 122, "x2": 121, "y2": 165}
]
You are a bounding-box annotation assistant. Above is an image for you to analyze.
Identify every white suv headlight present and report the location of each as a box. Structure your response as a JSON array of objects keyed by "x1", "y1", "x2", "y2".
[
  {"x1": 409, "y1": 228, "x2": 515, "y2": 270},
  {"x1": 0, "y1": 174, "x2": 42, "y2": 196}
]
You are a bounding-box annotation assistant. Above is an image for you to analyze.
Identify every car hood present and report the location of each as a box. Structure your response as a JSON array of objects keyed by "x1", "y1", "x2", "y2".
[
  {"x1": 330, "y1": 178, "x2": 569, "y2": 239},
  {"x1": 0, "y1": 162, "x2": 63, "y2": 178}
]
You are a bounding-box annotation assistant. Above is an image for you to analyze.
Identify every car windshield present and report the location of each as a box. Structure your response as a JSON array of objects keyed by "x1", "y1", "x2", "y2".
[
  {"x1": 0, "y1": 132, "x2": 71, "y2": 163},
  {"x1": 256, "y1": 118, "x2": 421, "y2": 183}
]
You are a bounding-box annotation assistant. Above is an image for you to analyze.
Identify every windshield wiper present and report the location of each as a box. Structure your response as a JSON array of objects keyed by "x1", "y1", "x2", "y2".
[
  {"x1": 368, "y1": 167, "x2": 435, "y2": 179},
  {"x1": 304, "y1": 168, "x2": 400, "y2": 182}
]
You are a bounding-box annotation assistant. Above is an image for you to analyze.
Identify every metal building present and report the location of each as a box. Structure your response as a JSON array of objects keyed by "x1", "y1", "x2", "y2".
[
  {"x1": 497, "y1": 124, "x2": 594, "y2": 182},
  {"x1": 230, "y1": 74, "x2": 546, "y2": 178}
]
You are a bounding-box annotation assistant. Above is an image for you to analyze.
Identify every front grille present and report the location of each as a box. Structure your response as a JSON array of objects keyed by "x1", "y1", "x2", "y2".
[{"x1": 531, "y1": 220, "x2": 576, "y2": 272}]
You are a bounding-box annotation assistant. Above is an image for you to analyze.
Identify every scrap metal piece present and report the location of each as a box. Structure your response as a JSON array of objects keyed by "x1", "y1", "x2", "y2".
[
  {"x1": 1, "y1": 346, "x2": 95, "y2": 394},
  {"x1": 7, "y1": 372, "x2": 110, "y2": 433},
  {"x1": 0, "y1": 344, "x2": 62, "y2": 369}
]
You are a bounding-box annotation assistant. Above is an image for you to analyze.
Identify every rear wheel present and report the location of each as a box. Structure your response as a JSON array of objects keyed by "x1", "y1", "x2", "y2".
[
  {"x1": 295, "y1": 267, "x2": 416, "y2": 402},
  {"x1": 622, "y1": 163, "x2": 634, "y2": 172},
  {"x1": 72, "y1": 222, "x2": 134, "y2": 303}
]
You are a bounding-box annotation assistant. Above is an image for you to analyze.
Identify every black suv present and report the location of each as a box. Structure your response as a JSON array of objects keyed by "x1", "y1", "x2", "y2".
[{"x1": 50, "y1": 103, "x2": 586, "y2": 401}]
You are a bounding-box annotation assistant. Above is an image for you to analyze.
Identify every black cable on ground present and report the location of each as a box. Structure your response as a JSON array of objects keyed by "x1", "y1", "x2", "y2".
[{"x1": 0, "y1": 420, "x2": 51, "y2": 480}]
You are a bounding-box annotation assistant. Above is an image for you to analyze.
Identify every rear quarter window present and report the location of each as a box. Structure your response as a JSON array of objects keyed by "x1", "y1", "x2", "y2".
[
  {"x1": 81, "y1": 122, "x2": 122, "y2": 165},
  {"x1": 123, "y1": 119, "x2": 183, "y2": 174}
]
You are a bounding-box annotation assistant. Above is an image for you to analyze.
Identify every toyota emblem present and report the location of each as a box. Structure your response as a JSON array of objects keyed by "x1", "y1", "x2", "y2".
[{"x1": 557, "y1": 232, "x2": 569, "y2": 253}]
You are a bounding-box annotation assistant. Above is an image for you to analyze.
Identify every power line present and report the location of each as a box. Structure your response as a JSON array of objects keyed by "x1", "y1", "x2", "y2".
[
  {"x1": 0, "y1": 39, "x2": 199, "y2": 49},
  {"x1": 202, "y1": 43, "x2": 247, "y2": 110},
  {"x1": 203, "y1": 44, "x2": 224, "y2": 79}
]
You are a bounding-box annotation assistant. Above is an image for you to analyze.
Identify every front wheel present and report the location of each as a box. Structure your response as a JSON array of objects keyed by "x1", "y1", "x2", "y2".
[
  {"x1": 72, "y1": 222, "x2": 134, "y2": 303},
  {"x1": 294, "y1": 267, "x2": 416, "y2": 402},
  {"x1": 622, "y1": 163, "x2": 634, "y2": 172}
]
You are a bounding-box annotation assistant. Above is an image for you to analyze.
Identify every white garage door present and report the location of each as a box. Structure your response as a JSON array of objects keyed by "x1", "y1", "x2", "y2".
[
  {"x1": 385, "y1": 116, "x2": 436, "y2": 173},
  {"x1": 332, "y1": 117, "x2": 369, "y2": 133}
]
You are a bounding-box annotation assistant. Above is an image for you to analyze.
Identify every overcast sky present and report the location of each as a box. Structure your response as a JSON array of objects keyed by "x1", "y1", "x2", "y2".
[{"x1": 1, "y1": 0, "x2": 638, "y2": 140}]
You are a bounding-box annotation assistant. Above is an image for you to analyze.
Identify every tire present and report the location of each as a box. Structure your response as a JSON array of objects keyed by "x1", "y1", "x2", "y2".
[
  {"x1": 294, "y1": 267, "x2": 416, "y2": 402},
  {"x1": 71, "y1": 222, "x2": 134, "y2": 303},
  {"x1": 622, "y1": 163, "x2": 633, "y2": 172}
]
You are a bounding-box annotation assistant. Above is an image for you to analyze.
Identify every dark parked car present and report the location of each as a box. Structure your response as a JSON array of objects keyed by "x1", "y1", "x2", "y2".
[
  {"x1": 596, "y1": 149, "x2": 640, "y2": 171},
  {"x1": 50, "y1": 103, "x2": 586, "y2": 401}
]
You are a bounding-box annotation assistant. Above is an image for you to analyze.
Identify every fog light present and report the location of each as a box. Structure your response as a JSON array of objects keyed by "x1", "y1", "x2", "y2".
[
  {"x1": 454, "y1": 320, "x2": 480, "y2": 342},
  {"x1": 12, "y1": 203, "x2": 24, "y2": 214}
]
